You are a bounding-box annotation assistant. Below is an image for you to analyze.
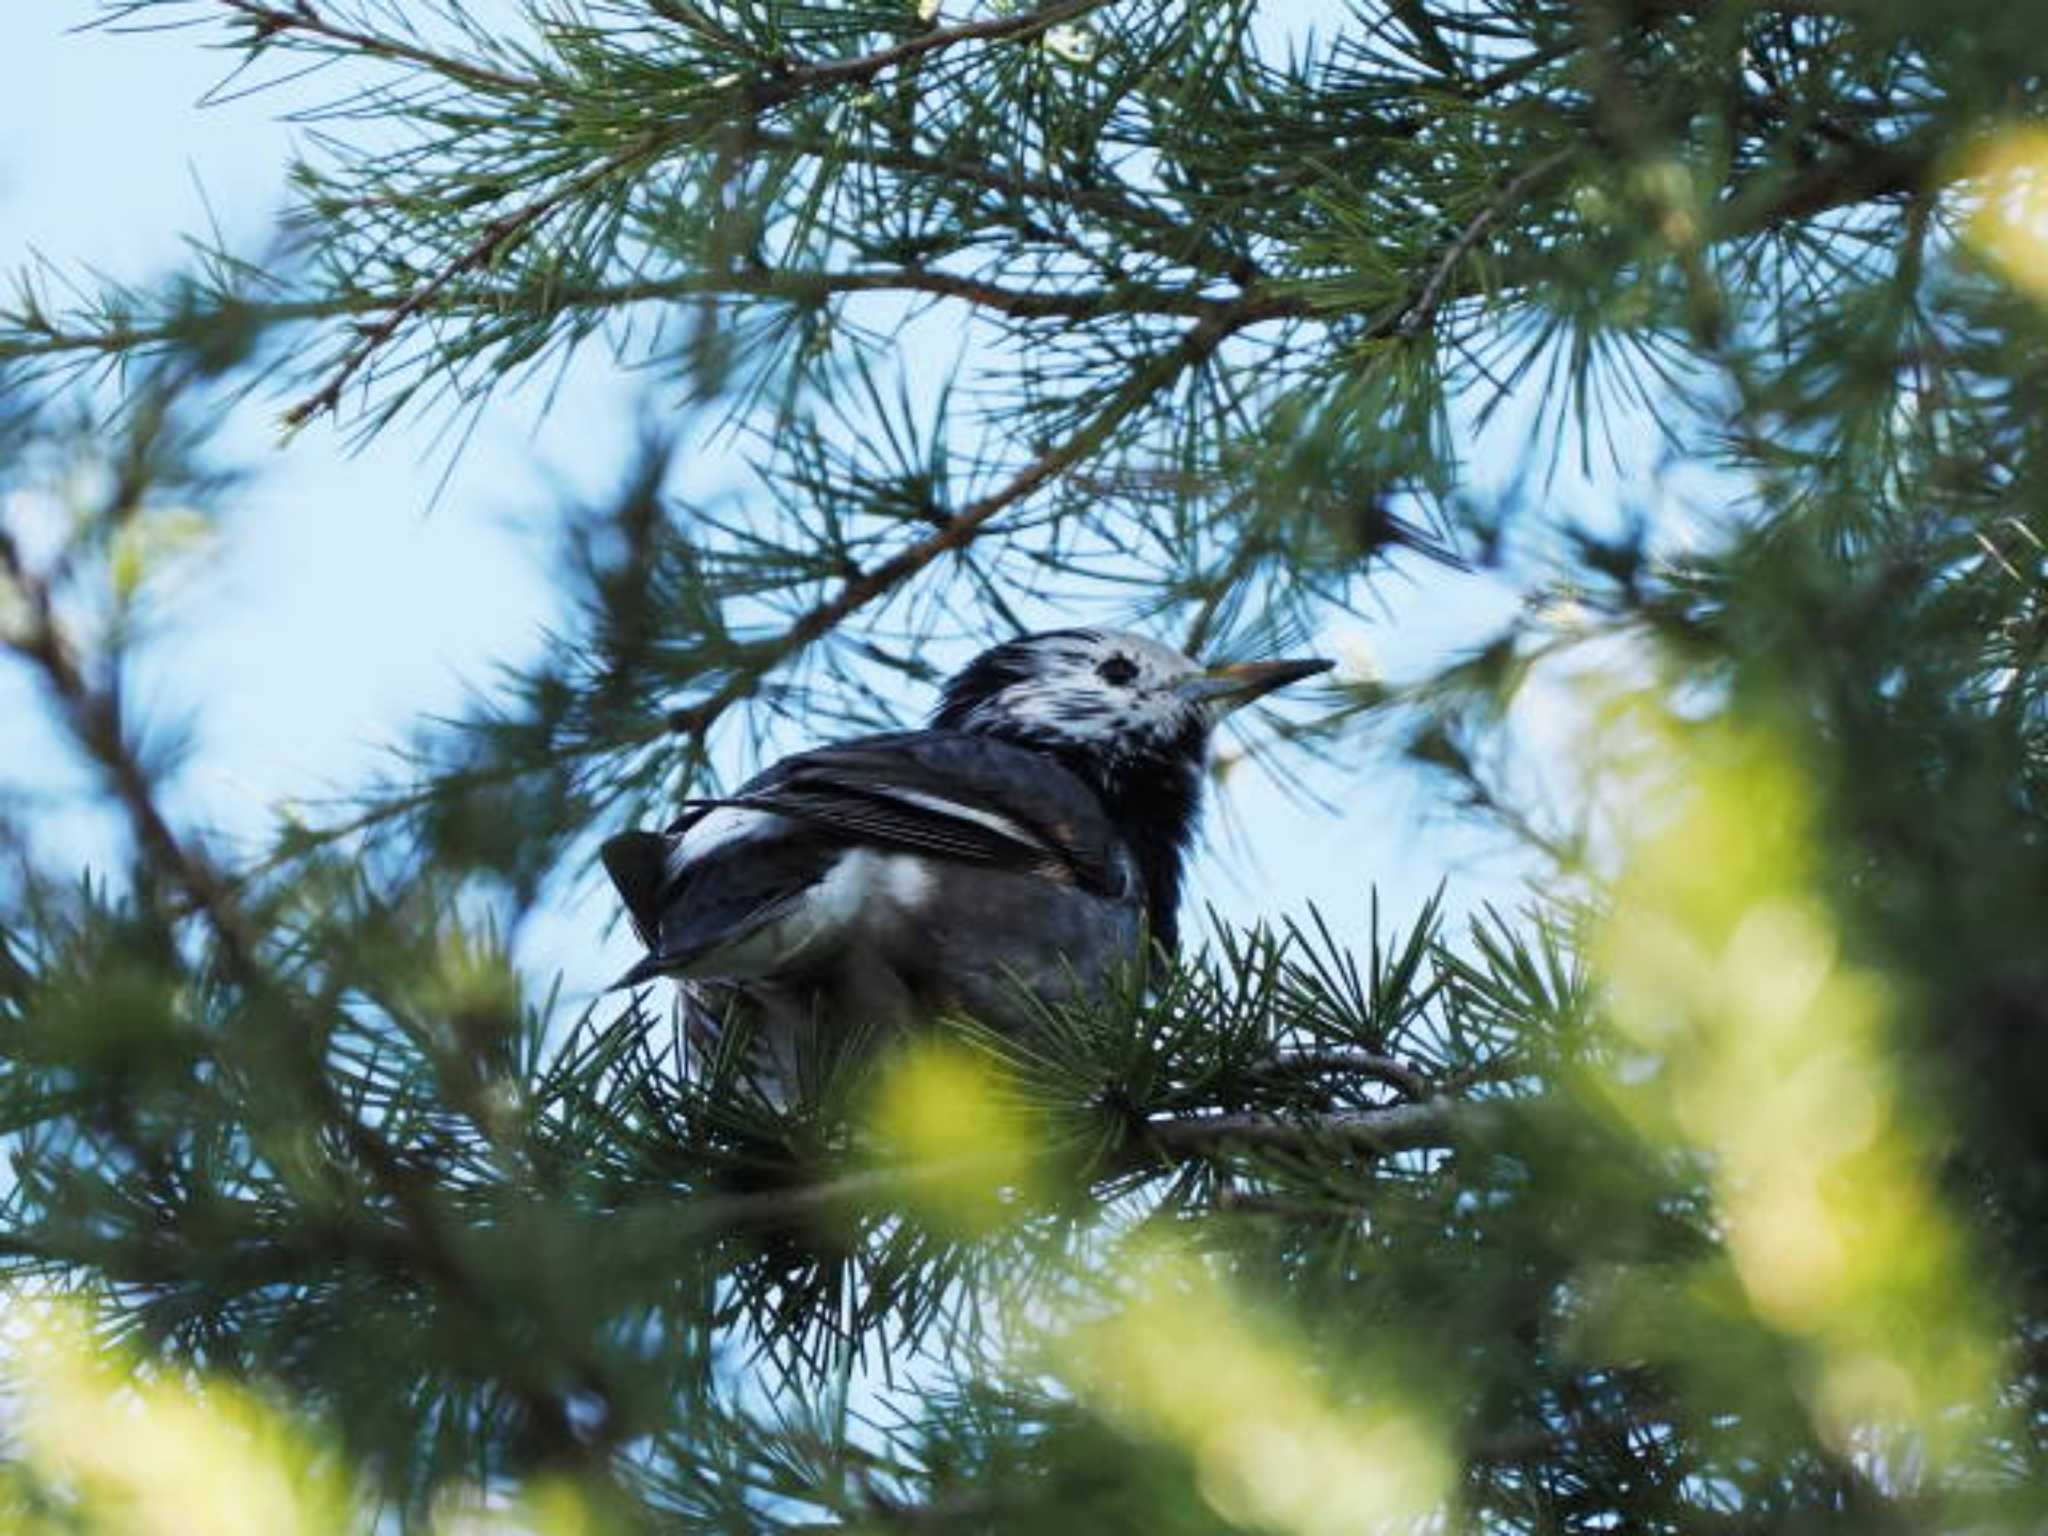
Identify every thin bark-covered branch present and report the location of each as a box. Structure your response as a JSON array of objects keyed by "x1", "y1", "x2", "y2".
[
  {"x1": 3, "y1": 265, "x2": 1275, "y2": 366},
  {"x1": 280, "y1": 131, "x2": 671, "y2": 426},
  {"x1": 1722, "y1": 133, "x2": 1934, "y2": 236},
  {"x1": 1250, "y1": 1048, "x2": 1432, "y2": 1100},
  {"x1": 1399, "y1": 148, "x2": 1577, "y2": 338},
  {"x1": 738, "y1": 0, "x2": 1103, "y2": 114},
  {"x1": 215, "y1": 0, "x2": 543, "y2": 95},
  {"x1": 1129, "y1": 1096, "x2": 1474, "y2": 1163},
  {"x1": 678, "y1": 1095, "x2": 1485, "y2": 1238}
]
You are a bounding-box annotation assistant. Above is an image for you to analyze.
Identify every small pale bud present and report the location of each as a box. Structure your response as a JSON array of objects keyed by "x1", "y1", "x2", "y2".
[
  {"x1": 1041, "y1": 23, "x2": 1097, "y2": 63},
  {"x1": 108, "y1": 506, "x2": 214, "y2": 605},
  {"x1": 1318, "y1": 623, "x2": 1382, "y2": 685},
  {"x1": 0, "y1": 566, "x2": 31, "y2": 646}
]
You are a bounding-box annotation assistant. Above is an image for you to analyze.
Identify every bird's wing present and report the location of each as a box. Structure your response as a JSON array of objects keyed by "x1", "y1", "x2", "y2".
[
  {"x1": 706, "y1": 731, "x2": 1122, "y2": 895},
  {"x1": 603, "y1": 814, "x2": 839, "y2": 983},
  {"x1": 603, "y1": 732, "x2": 1122, "y2": 984}
]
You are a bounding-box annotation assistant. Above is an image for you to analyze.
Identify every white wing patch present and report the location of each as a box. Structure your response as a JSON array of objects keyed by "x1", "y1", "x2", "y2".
[
  {"x1": 875, "y1": 850, "x2": 935, "y2": 906},
  {"x1": 679, "y1": 848, "x2": 937, "y2": 981},
  {"x1": 871, "y1": 786, "x2": 1052, "y2": 853},
  {"x1": 666, "y1": 806, "x2": 783, "y2": 879}
]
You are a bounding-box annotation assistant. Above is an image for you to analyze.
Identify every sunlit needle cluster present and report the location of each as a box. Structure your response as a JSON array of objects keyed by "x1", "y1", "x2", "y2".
[
  {"x1": 0, "y1": 1299, "x2": 597, "y2": 1535},
  {"x1": 1595, "y1": 716, "x2": 2007, "y2": 1457},
  {"x1": 1052, "y1": 1241, "x2": 1450, "y2": 1536},
  {"x1": 1963, "y1": 125, "x2": 2048, "y2": 304},
  {"x1": 867, "y1": 1038, "x2": 1042, "y2": 1234}
]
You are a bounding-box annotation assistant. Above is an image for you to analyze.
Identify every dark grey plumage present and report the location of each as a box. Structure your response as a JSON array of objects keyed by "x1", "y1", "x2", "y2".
[{"x1": 601, "y1": 629, "x2": 1329, "y2": 1077}]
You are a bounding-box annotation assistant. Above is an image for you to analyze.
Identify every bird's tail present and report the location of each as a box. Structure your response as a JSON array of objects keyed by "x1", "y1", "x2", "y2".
[
  {"x1": 601, "y1": 831, "x2": 668, "y2": 946},
  {"x1": 605, "y1": 954, "x2": 672, "y2": 993}
]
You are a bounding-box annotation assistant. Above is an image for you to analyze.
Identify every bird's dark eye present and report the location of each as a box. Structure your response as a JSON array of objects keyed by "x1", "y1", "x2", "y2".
[{"x1": 1096, "y1": 655, "x2": 1140, "y2": 686}]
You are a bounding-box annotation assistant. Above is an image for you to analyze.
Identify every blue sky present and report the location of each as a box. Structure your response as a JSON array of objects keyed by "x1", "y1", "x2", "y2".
[{"x1": 0, "y1": 7, "x2": 1620, "y2": 1004}]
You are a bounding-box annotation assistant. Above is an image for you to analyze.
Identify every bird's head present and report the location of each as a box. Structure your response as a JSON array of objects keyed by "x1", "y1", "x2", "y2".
[
  {"x1": 932, "y1": 628, "x2": 1331, "y2": 954},
  {"x1": 930, "y1": 629, "x2": 1331, "y2": 781}
]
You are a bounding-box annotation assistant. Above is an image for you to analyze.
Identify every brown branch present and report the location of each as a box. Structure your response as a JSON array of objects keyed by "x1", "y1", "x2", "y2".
[
  {"x1": 281, "y1": 130, "x2": 671, "y2": 426},
  {"x1": 676, "y1": 1096, "x2": 1482, "y2": 1238},
  {"x1": 6, "y1": 265, "x2": 1266, "y2": 367},
  {"x1": 1129, "y1": 1096, "x2": 1474, "y2": 1164},
  {"x1": 1397, "y1": 148, "x2": 1577, "y2": 338},
  {"x1": 1250, "y1": 1048, "x2": 1431, "y2": 1101},
  {"x1": 0, "y1": 532, "x2": 255, "y2": 969},
  {"x1": 1720, "y1": 135, "x2": 1934, "y2": 238},
  {"x1": 738, "y1": 0, "x2": 1104, "y2": 114}
]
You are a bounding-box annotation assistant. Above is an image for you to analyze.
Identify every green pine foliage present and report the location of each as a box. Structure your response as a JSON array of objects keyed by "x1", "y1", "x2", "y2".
[{"x1": 6, "y1": 0, "x2": 2048, "y2": 1529}]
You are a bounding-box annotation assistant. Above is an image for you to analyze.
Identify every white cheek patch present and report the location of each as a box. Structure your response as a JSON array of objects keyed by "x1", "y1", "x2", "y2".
[{"x1": 960, "y1": 638, "x2": 1207, "y2": 752}]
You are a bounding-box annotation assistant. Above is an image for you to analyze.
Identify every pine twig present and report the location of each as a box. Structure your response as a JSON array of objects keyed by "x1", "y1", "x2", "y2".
[
  {"x1": 1397, "y1": 148, "x2": 1576, "y2": 339},
  {"x1": 270, "y1": 0, "x2": 1116, "y2": 426},
  {"x1": 671, "y1": 1096, "x2": 1484, "y2": 1238},
  {"x1": 1250, "y1": 1048, "x2": 1430, "y2": 1101},
  {"x1": 280, "y1": 131, "x2": 671, "y2": 427},
  {"x1": 661, "y1": 299, "x2": 1267, "y2": 739},
  {"x1": 1127, "y1": 1096, "x2": 1475, "y2": 1164},
  {"x1": 738, "y1": 0, "x2": 1105, "y2": 115},
  {"x1": 215, "y1": 0, "x2": 541, "y2": 95},
  {"x1": 4, "y1": 266, "x2": 1258, "y2": 366}
]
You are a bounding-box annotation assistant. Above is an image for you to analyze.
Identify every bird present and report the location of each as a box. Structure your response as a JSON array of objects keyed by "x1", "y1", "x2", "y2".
[{"x1": 600, "y1": 629, "x2": 1331, "y2": 1079}]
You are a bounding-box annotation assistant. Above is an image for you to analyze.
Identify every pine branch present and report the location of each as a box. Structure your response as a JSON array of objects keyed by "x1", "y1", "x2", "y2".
[
  {"x1": 1249, "y1": 1048, "x2": 1431, "y2": 1100},
  {"x1": 280, "y1": 131, "x2": 672, "y2": 426},
  {"x1": 263, "y1": 0, "x2": 1118, "y2": 424},
  {"x1": 659, "y1": 300, "x2": 1264, "y2": 738},
  {"x1": 1123, "y1": 1095, "x2": 1477, "y2": 1166},
  {"x1": 1398, "y1": 148, "x2": 1577, "y2": 339},
  {"x1": 3, "y1": 265, "x2": 1272, "y2": 367},
  {"x1": 215, "y1": 0, "x2": 543, "y2": 95},
  {"x1": 736, "y1": 0, "x2": 1106, "y2": 115},
  {"x1": 0, "y1": 529, "x2": 252, "y2": 969},
  {"x1": 1726, "y1": 133, "x2": 1935, "y2": 236},
  {"x1": 671, "y1": 1096, "x2": 1483, "y2": 1238},
  {"x1": 0, "y1": 489, "x2": 618, "y2": 1470}
]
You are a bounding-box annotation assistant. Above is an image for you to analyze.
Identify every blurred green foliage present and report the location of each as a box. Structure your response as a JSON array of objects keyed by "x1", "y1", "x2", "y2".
[{"x1": 7, "y1": 0, "x2": 2048, "y2": 1529}]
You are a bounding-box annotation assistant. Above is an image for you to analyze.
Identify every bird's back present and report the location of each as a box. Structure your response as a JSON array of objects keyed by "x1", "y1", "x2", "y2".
[{"x1": 603, "y1": 729, "x2": 1147, "y2": 1079}]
